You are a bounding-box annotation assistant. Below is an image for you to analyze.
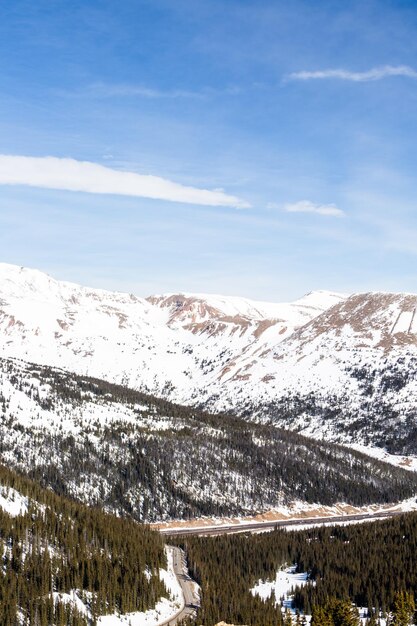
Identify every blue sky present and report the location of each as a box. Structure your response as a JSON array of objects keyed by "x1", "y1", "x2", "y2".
[{"x1": 2, "y1": 0, "x2": 417, "y2": 300}]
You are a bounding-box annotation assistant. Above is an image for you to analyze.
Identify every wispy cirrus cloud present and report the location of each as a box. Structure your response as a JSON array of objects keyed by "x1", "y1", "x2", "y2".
[
  {"x1": 287, "y1": 65, "x2": 417, "y2": 82},
  {"x1": 268, "y1": 200, "x2": 345, "y2": 217},
  {"x1": 57, "y1": 82, "x2": 243, "y2": 100},
  {"x1": 0, "y1": 155, "x2": 250, "y2": 208},
  {"x1": 83, "y1": 83, "x2": 206, "y2": 99}
]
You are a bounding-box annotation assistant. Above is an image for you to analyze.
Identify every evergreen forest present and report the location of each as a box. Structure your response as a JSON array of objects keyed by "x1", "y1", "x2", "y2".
[
  {"x1": 175, "y1": 512, "x2": 417, "y2": 625},
  {"x1": 0, "y1": 464, "x2": 167, "y2": 626},
  {"x1": 1, "y1": 358, "x2": 417, "y2": 522}
]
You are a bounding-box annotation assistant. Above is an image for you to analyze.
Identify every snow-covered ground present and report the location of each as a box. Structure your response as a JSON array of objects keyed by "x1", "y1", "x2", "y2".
[
  {"x1": 251, "y1": 565, "x2": 310, "y2": 622},
  {"x1": 49, "y1": 547, "x2": 185, "y2": 626},
  {"x1": 251, "y1": 567, "x2": 394, "y2": 625},
  {"x1": 51, "y1": 588, "x2": 183, "y2": 626},
  {"x1": 97, "y1": 597, "x2": 179, "y2": 626},
  {"x1": 0, "y1": 485, "x2": 29, "y2": 517},
  {"x1": 358, "y1": 608, "x2": 387, "y2": 626},
  {"x1": 348, "y1": 444, "x2": 417, "y2": 473},
  {"x1": 251, "y1": 565, "x2": 309, "y2": 607},
  {"x1": 282, "y1": 516, "x2": 391, "y2": 533},
  {"x1": 4, "y1": 263, "x2": 417, "y2": 460},
  {"x1": 52, "y1": 590, "x2": 91, "y2": 619}
]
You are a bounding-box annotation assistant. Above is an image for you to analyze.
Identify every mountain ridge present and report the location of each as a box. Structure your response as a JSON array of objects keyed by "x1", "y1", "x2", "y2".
[
  {"x1": 2, "y1": 263, "x2": 417, "y2": 454},
  {"x1": 0, "y1": 262, "x2": 344, "y2": 404}
]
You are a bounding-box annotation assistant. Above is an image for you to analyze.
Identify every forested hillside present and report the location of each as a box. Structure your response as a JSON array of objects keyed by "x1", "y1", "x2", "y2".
[
  {"x1": 175, "y1": 513, "x2": 417, "y2": 625},
  {"x1": 1, "y1": 357, "x2": 417, "y2": 522},
  {"x1": 258, "y1": 355, "x2": 417, "y2": 455},
  {"x1": 0, "y1": 464, "x2": 167, "y2": 626}
]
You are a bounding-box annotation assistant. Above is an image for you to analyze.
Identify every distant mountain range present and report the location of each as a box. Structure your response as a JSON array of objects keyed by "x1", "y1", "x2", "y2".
[
  {"x1": 0, "y1": 263, "x2": 343, "y2": 406},
  {"x1": 1, "y1": 263, "x2": 417, "y2": 455},
  {"x1": 2, "y1": 262, "x2": 417, "y2": 521}
]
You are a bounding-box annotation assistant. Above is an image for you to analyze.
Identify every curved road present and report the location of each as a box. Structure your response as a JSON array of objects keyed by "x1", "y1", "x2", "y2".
[
  {"x1": 157, "y1": 511, "x2": 409, "y2": 623},
  {"x1": 160, "y1": 546, "x2": 200, "y2": 626}
]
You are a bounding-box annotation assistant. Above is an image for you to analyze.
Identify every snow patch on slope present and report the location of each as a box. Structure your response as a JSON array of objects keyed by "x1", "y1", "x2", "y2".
[
  {"x1": 348, "y1": 444, "x2": 417, "y2": 472},
  {"x1": 0, "y1": 485, "x2": 29, "y2": 517},
  {"x1": 48, "y1": 547, "x2": 185, "y2": 626},
  {"x1": 251, "y1": 565, "x2": 309, "y2": 609}
]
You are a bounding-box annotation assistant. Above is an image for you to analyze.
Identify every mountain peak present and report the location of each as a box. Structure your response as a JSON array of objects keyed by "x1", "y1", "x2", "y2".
[{"x1": 3, "y1": 263, "x2": 417, "y2": 451}]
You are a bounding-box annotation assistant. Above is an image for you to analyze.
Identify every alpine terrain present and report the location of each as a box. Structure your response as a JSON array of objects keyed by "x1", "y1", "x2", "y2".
[
  {"x1": 1, "y1": 263, "x2": 417, "y2": 455},
  {"x1": 1, "y1": 263, "x2": 417, "y2": 524}
]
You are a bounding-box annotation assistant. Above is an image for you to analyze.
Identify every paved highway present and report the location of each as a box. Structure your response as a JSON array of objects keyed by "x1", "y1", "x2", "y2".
[
  {"x1": 160, "y1": 546, "x2": 200, "y2": 626},
  {"x1": 159, "y1": 510, "x2": 406, "y2": 538}
]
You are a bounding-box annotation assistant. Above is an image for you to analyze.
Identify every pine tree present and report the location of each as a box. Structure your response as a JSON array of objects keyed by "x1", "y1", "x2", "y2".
[
  {"x1": 311, "y1": 605, "x2": 333, "y2": 626},
  {"x1": 390, "y1": 591, "x2": 415, "y2": 626},
  {"x1": 330, "y1": 598, "x2": 360, "y2": 626}
]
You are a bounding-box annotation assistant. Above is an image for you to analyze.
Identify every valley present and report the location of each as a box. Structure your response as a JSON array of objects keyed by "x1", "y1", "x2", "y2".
[
  {"x1": 2, "y1": 264, "x2": 417, "y2": 625},
  {"x1": 4, "y1": 1, "x2": 417, "y2": 623},
  {"x1": 1, "y1": 356, "x2": 416, "y2": 523}
]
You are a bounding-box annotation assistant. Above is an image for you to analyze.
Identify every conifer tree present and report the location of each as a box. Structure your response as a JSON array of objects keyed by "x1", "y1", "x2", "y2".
[
  {"x1": 390, "y1": 591, "x2": 415, "y2": 626},
  {"x1": 311, "y1": 605, "x2": 333, "y2": 626}
]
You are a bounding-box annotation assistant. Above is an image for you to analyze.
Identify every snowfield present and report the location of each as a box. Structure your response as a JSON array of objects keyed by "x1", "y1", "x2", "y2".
[
  {"x1": 251, "y1": 565, "x2": 309, "y2": 606},
  {"x1": 2, "y1": 263, "x2": 417, "y2": 457},
  {"x1": 0, "y1": 484, "x2": 29, "y2": 517},
  {"x1": 0, "y1": 263, "x2": 346, "y2": 419}
]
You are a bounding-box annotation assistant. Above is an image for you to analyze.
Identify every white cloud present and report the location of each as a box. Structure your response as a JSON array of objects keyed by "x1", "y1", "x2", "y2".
[
  {"x1": 84, "y1": 83, "x2": 206, "y2": 99},
  {"x1": 287, "y1": 65, "x2": 417, "y2": 82},
  {"x1": 58, "y1": 83, "x2": 243, "y2": 100},
  {"x1": 0, "y1": 155, "x2": 250, "y2": 208},
  {"x1": 268, "y1": 200, "x2": 345, "y2": 217}
]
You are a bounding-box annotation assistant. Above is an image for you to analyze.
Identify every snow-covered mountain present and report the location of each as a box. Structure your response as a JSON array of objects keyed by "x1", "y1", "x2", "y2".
[
  {"x1": 245, "y1": 292, "x2": 417, "y2": 451},
  {"x1": 0, "y1": 262, "x2": 344, "y2": 405},
  {"x1": 2, "y1": 262, "x2": 417, "y2": 453},
  {"x1": 147, "y1": 290, "x2": 343, "y2": 333},
  {"x1": 2, "y1": 356, "x2": 416, "y2": 522}
]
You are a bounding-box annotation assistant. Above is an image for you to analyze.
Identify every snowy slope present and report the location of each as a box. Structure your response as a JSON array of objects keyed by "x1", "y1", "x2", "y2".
[
  {"x1": 148, "y1": 290, "x2": 343, "y2": 327},
  {"x1": 0, "y1": 484, "x2": 29, "y2": 517},
  {"x1": 2, "y1": 357, "x2": 416, "y2": 522},
  {"x1": 226, "y1": 292, "x2": 417, "y2": 451},
  {"x1": 0, "y1": 263, "x2": 343, "y2": 408},
  {"x1": 0, "y1": 464, "x2": 187, "y2": 626},
  {"x1": 3, "y1": 263, "x2": 417, "y2": 453},
  {"x1": 0, "y1": 263, "x2": 194, "y2": 397}
]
